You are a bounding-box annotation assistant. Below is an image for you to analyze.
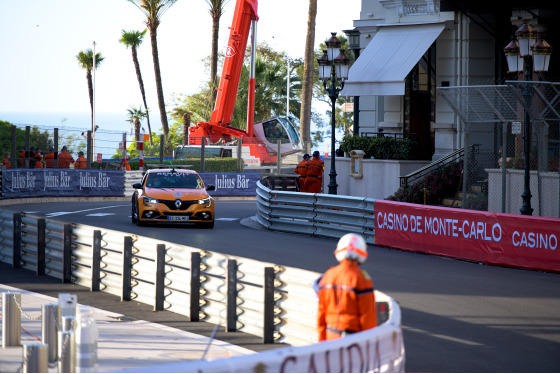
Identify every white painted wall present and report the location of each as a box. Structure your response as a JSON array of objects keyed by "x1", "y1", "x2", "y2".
[{"x1": 323, "y1": 156, "x2": 430, "y2": 199}]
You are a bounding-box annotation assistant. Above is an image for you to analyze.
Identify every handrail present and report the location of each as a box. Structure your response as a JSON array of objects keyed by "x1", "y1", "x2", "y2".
[
  {"x1": 1, "y1": 209, "x2": 401, "y2": 353},
  {"x1": 399, "y1": 144, "x2": 479, "y2": 187}
]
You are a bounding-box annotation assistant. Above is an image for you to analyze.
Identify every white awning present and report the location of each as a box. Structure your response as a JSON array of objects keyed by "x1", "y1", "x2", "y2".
[{"x1": 341, "y1": 23, "x2": 445, "y2": 96}]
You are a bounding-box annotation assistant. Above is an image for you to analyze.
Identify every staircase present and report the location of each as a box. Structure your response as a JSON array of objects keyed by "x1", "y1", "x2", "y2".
[{"x1": 441, "y1": 181, "x2": 487, "y2": 209}]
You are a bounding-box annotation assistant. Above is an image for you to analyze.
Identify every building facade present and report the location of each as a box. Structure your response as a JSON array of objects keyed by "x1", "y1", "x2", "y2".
[{"x1": 342, "y1": 0, "x2": 559, "y2": 162}]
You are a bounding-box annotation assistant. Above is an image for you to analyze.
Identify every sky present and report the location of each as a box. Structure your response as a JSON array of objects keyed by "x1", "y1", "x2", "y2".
[{"x1": 0, "y1": 0, "x2": 361, "y2": 134}]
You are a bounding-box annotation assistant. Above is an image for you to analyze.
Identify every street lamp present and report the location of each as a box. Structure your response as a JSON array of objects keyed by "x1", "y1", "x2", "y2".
[
  {"x1": 343, "y1": 28, "x2": 361, "y2": 136},
  {"x1": 504, "y1": 23, "x2": 552, "y2": 215},
  {"x1": 317, "y1": 32, "x2": 350, "y2": 195},
  {"x1": 92, "y1": 41, "x2": 97, "y2": 161}
]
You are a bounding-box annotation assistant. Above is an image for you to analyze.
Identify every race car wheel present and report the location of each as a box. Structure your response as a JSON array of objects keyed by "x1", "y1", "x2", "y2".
[
  {"x1": 131, "y1": 200, "x2": 138, "y2": 224},
  {"x1": 134, "y1": 201, "x2": 146, "y2": 227}
]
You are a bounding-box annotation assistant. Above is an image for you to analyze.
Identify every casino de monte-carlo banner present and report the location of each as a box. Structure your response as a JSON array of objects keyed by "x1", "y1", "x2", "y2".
[
  {"x1": 374, "y1": 200, "x2": 560, "y2": 273},
  {"x1": 200, "y1": 172, "x2": 261, "y2": 197},
  {"x1": 2, "y1": 169, "x2": 124, "y2": 198}
]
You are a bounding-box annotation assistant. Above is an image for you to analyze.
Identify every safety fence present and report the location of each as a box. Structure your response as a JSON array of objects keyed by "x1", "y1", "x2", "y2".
[
  {"x1": 0, "y1": 209, "x2": 401, "y2": 352},
  {"x1": 256, "y1": 179, "x2": 376, "y2": 244},
  {"x1": 257, "y1": 177, "x2": 560, "y2": 273}
]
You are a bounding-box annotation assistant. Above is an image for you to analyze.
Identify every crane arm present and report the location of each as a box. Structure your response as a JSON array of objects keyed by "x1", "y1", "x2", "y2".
[{"x1": 210, "y1": 0, "x2": 258, "y2": 126}]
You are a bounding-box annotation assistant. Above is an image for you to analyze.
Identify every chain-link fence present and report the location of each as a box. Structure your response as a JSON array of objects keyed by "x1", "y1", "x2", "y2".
[
  {"x1": 439, "y1": 82, "x2": 560, "y2": 218},
  {"x1": 1, "y1": 123, "x2": 302, "y2": 173},
  {"x1": 175, "y1": 136, "x2": 301, "y2": 173},
  {"x1": 1, "y1": 123, "x2": 130, "y2": 169}
]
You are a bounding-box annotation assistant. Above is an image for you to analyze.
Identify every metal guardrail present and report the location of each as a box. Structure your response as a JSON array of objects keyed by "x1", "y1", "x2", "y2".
[
  {"x1": 1, "y1": 210, "x2": 395, "y2": 348},
  {"x1": 256, "y1": 179, "x2": 376, "y2": 244}
]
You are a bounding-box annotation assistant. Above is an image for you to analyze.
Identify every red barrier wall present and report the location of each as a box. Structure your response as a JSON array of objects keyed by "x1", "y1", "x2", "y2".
[{"x1": 374, "y1": 200, "x2": 560, "y2": 273}]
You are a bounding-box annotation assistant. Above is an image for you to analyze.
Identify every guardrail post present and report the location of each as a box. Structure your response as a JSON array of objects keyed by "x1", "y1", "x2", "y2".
[
  {"x1": 13, "y1": 212, "x2": 22, "y2": 268},
  {"x1": 226, "y1": 259, "x2": 237, "y2": 332},
  {"x1": 42, "y1": 303, "x2": 58, "y2": 364},
  {"x1": 237, "y1": 138, "x2": 242, "y2": 172},
  {"x1": 159, "y1": 135, "x2": 164, "y2": 165},
  {"x1": 190, "y1": 252, "x2": 200, "y2": 322},
  {"x1": 37, "y1": 218, "x2": 46, "y2": 275},
  {"x1": 201, "y1": 137, "x2": 206, "y2": 172},
  {"x1": 2, "y1": 292, "x2": 21, "y2": 347},
  {"x1": 91, "y1": 230, "x2": 101, "y2": 291},
  {"x1": 155, "y1": 244, "x2": 165, "y2": 311},
  {"x1": 122, "y1": 236, "x2": 133, "y2": 301},
  {"x1": 62, "y1": 224, "x2": 72, "y2": 283},
  {"x1": 23, "y1": 343, "x2": 48, "y2": 373},
  {"x1": 10, "y1": 125, "x2": 17, "y2": 169},
  {"x1": 263, "y1": 266, "x2": 274, "y2": 344}
]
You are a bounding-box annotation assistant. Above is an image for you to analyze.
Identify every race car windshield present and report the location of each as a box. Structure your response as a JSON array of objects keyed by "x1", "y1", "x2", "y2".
[{"x1": 146, "y1": 173, "x2": 204, "y2": 189}]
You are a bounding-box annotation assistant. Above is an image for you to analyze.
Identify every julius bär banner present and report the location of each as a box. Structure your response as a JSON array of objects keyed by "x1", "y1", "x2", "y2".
[
  {"x1": 200, "y1": 172, "x2": 261, "y2": 196},
  {"x1": 2, "y1": 169, "x2": 124, "y2": 198},
  {"x1": 375, "y1": 200, "x2": 560, "y2": 272}
]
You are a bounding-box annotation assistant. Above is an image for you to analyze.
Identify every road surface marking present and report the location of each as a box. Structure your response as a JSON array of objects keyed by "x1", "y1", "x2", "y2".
[{"x1": 45, "y1": 204, "x2": 128, "y2": 218}]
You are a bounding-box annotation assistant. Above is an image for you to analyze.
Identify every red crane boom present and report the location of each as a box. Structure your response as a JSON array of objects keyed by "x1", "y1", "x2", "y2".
[{"x1": 187, "y1": 0, "x2": 301, "y2": 164}]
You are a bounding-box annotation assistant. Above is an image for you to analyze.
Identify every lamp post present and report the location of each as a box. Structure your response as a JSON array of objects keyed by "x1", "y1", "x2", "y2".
[
  {"x1": 343, "y1": 28, "x2": 360, "y2": 136},
  {"x1": 317, "y1": 33, "x2": 350, "y2": 195},
  {"x1": 92, "y1": 41, "x2": 96, "y2": 161},
  {"x1": 504, "y1": 23, "x2": 552, "y2": 215}
]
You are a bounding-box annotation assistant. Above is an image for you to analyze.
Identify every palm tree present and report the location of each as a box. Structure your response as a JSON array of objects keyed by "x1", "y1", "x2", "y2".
[
  {"x1": 232, "y1": 56, "x2": 302, "y2": 128},
  {"x1": 170, "y1": 106, "x2": 191, "y2": 145},
  {"x1": 128, "y1": 0, "x2": 178, "y2": 139},
  {"x1": 205, "y1": 0, "x2": 230, "y2": 100},
  {"x1": 120, "y1": 29, "x2": 153, "y2": 145},
  {"x1": 127, "y1": 105, "x2": 147, "y2": 150},
  {"x1": 76, "y1": 49, "x2": 105, "y2": 131},
  {"x1": 299, "y1": 0, "x2": 317, "y2": 154}
]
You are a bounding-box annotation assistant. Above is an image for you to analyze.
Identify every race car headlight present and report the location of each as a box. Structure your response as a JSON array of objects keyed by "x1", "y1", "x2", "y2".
[
  {"x1": 143, "y1": 196, "x2": 158, "y2": 205},
  {"x1": 198, "y1": 197, "x2": 212, "y2": 207}
]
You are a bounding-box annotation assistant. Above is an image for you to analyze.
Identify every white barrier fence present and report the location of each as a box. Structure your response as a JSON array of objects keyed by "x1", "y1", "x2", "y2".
[
  {"x1": 0, "y1": 205, "x2": 405, "y2": 372},
  {"x1": 256, "y1": 179, "x2": 376, "y2": 243}
]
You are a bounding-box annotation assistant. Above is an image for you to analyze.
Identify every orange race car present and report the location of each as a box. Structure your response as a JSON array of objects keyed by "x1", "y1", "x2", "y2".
[{"x1": 131, "y1": 168, "x2": 215, "y2": 228}]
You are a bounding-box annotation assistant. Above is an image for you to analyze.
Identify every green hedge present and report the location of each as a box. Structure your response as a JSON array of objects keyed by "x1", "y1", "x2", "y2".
[
  {"x1": 339, "y1": 135, "x2": 418, "y2": 160},
  {"x1": 91, "y1": 158, "x2": 242, "y2": 172}
]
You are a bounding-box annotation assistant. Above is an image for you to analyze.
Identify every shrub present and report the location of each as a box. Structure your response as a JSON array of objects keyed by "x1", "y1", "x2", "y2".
[
  {"x1": 388, "y1": 160, "x2": 463, "y2": 205},
  {"x1": 339, "y1": 135, "x2": 418, "y2": 160},
  {"x1": 91, "y1": 158, "x2": 241, "y2": 172}
]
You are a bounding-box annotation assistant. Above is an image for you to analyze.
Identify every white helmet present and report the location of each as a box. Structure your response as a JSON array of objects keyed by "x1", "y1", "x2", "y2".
[{"x1": 334, "y1": 233, "x2": 368, "y2": 264}]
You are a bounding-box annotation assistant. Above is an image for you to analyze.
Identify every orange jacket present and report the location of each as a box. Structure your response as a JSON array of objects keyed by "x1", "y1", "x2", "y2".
[
  {"x1": 2, "y1": 157, "x2": 10, "y2": 169},
  {"x1": 58, "y1": 151, "x2": 75, "y2": 168},
  {"x1": 34, "y1": 157, "x2": 44, "y2": 168},
  {"x1": 75, "y1": 156, "x2": 87, "y2": 169},
  {"x1": 121, "y1": 159, "x2": 131, "y2": 171},
  {"x1": 44, "y1": 152, "x2": 56, "y2": 168},
  {"x1": 317, "y1": 259, "x2": 377, "y2": 342},
  {"x1": 294, "y1": 160, "x2": 308, "y2": 177},
  {"x1": 18, "y1": 151, "x2": 25, "y2": 167},
  {"x1": 306, "y1": 156, "x2": 324, "y2": 178}
]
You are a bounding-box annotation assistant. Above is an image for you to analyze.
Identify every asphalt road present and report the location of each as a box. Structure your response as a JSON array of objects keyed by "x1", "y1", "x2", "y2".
[{"x1": 2, "y1": 199, "x2": 560, "y2": 372}]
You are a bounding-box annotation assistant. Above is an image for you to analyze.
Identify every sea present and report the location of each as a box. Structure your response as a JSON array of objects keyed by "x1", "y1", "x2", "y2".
[{"x1": 0, "y1": 111, "x2": 164, "y2": 158}]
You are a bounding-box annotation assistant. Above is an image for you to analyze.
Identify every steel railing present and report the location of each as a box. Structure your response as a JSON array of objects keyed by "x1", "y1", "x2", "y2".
[
  {"x1": 256, "y1": 178, "x2": 376, "y2": 244},
  {"x1": 2, "y1": 210, "x2": 397, "y2": 348}
]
